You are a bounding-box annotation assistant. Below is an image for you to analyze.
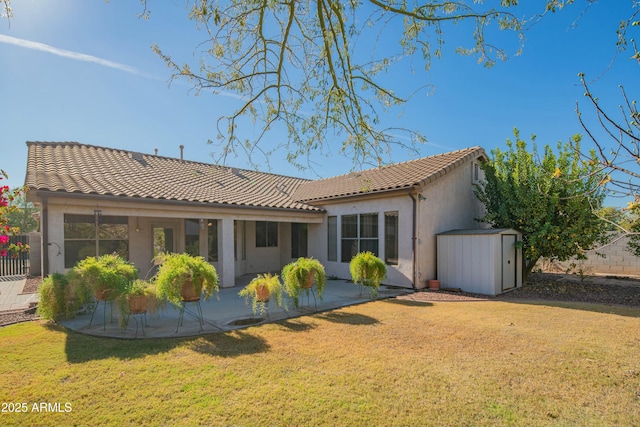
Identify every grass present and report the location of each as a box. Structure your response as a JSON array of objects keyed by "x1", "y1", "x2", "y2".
[{"x1": 1, "y1": 299, "x2": 639, "y2": 426}]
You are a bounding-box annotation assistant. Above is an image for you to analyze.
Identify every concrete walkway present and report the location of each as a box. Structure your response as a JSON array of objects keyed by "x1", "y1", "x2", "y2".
[
  {"x1": 59, "y1": 280, "x2": 411, "y2": 339},
  {"x1": 0, "y1": 277, "x2": 38, "y2": 313}
]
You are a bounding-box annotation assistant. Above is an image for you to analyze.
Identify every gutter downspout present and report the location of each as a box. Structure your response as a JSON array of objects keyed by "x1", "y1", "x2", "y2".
[
  {"x1": 408, "y1": 189, "x2": 419, "y2": 290},
  {"x1": 41, "y1": 197, "x2": 49, "y2": 276}
]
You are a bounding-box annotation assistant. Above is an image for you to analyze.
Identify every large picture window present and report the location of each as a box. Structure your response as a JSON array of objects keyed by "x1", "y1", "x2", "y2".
[
  {"x1": 341, "y1": 213, "x2": 379, "y2": 262},
  {"x1": 256, "y1": 221, "x2": 278, "y2": 247},
  {"x1": 64, "y1": 213, "x2": 129, "y2": 268}
]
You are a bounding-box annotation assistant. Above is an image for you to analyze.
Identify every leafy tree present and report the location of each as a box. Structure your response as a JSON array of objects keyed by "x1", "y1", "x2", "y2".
[
  {"x1": 475, "y1": 129, "x2": 609, "y2": 280},
  {"x1": 597, "y1": 206, "x2": 636, "y2": 232},
  {"x1": 151, "y1": 0, "x2": 576, "y2": 170},
  {"x1": 0, "y1": 171, "x2": 29, "y2": 257},
  {"x1": 6, "y1": 190, "x2": 38, "y2": 233}
]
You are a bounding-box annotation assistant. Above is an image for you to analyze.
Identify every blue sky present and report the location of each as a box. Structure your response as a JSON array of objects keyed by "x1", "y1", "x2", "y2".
[{"x1": 1, "y1": 1, "x2": 637, "y2": 206}]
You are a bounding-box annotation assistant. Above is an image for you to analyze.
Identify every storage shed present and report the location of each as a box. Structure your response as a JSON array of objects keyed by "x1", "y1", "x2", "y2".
[{"x1": 436, "y1": 229, "x2": 522, "y2": 296}]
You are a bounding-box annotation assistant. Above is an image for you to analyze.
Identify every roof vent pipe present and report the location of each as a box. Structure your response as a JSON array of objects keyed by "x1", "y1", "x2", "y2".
[
  {"x1": 180, "y1": 145, "x2": 184, "y2": 160},
  {"x1": 154, "y1": 148, "x2": 158, "y2": 156}
]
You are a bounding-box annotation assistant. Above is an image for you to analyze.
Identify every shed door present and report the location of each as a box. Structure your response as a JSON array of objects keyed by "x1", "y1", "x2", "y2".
[{"x1": 502, "y1": 235, "x2": 517, "y2": 291}]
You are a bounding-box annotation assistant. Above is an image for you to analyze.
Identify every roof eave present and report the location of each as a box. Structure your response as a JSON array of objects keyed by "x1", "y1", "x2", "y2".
[
  {"x1": 29, "y1": 189, "x2": 326, "y2": 214},
  {"x1": 299, "y1": 185, "x2": 414, "y2": 205}
]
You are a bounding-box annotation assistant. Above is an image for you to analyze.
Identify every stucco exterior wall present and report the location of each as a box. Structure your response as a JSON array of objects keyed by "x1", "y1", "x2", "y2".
[
  {"x1": 311, "y1": 194, "x2": 415, "y2": 288},
  {"x1": 305, "y1": 156, "x2": 487, "y2": 289},
  {"x1": 417, "y1": 158, "x2": 487, "y2": 287}
]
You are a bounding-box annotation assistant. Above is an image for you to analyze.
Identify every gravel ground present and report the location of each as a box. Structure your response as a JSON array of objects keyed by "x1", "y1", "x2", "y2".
[
  {"x1": 397, "y1": 273, "x2": 640, "y2": 307},
  {"x1": 2, "y1": 274, "x2": 640, "y2": 327}
]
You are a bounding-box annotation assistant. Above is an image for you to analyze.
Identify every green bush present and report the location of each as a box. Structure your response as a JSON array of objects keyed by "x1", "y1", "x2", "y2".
[{"x1": 37, "y1": 271, "x2": 91, "y2": 320}]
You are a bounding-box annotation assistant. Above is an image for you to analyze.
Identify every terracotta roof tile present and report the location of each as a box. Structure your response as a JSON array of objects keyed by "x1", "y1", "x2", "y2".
[
  {"x1": 292, "y1": 147, "x2": 485, "y2": 202},
  {"x1": 25, "y1": 142, "x2": 321, "y2": 212}
]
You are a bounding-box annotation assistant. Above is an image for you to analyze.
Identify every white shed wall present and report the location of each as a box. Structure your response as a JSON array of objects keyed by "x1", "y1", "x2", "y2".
[{"x1": 437, "y1": 230, "x2": 522, "y2": 295}]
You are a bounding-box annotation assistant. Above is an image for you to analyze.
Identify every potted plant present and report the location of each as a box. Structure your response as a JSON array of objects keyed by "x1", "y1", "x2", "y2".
[
  {"x1": 74, "y1": 254, "x2": 139, "y2": 302},
  {"x1": 117, "y1": 279, "x2": 162, "y2": 331},
  {"x1": 349, "y1": 251, "x2": 387, "y2": 298},
  {"x1": 238, "y1": 273, "x2": 285, "y2": 315},
  {"x1": 281, "y1": 257, "x2": 326, "y2": 308},
  {"x1": 153, "y1": 252, "x2": 219, "y2": 308},
  {"x1": 73, "y1": 254, "x2": 138, "y2": 328}
]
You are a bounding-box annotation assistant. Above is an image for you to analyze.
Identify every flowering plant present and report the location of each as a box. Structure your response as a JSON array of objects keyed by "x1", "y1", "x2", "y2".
[{"x1": 0, "y1": 170, "x2": 30, "y2": 257}]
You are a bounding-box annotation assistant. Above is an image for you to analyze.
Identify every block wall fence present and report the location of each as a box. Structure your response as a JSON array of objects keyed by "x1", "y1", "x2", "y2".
[{"x1": 539, "y1": 233, "x2": 640, "y2": 278}]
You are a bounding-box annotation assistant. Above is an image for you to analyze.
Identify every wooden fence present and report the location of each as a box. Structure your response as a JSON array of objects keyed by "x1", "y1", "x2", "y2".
[{"x1": 0, "y1": 235, "x2": 29, "y2": 277}]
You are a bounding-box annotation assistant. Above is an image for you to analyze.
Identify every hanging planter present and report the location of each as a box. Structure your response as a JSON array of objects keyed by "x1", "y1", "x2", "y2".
[
  {"x1": 154, "y1": 253, "x2": 219, "y2": 308},
  {"x1": 239, "y1": 273, "x2": 284, "y2": 315},
  {"x1": 349, "y1": 252, "x2": 387, "y2": 298}
]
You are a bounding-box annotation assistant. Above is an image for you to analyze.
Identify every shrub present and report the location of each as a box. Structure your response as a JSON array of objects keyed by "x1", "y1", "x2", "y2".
[{"x1": 37, "y1": 271, "x2": 91, "y2": 320}]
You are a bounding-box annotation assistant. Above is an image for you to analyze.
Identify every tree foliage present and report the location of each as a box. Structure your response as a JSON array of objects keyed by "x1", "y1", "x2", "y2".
[
  {"x1": 475, "y1": 129, "x2": 609, "y2": 279},
  {"x1": 0, "y1": 171, "x2": 29, "y2": 257},
  {"x1": 152, "y1": 0, "x2": 573, "y2": 170},
  {"x1": 6, "y1": 190, "x2": 38, "y2": 233}
]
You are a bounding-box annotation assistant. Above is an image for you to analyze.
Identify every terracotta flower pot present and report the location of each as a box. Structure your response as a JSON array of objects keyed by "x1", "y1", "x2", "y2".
[
  {"x1": 302, "y1": 271, "x2": 315, "y2": 289},
  {"x1": 256, "y1": 284, "x2": 270, "y2": 302},
  {"x1": 127, "y1": 295, "x2": 148, "y2": 314},
  {"x1": 181, "y1": 280, "x2": 201, "y2": 302},
  {"x1": 95, "y1": 286, "x2": 112, "y2": 301},
  {"x1": 427, "y1": 279, "x2": 440, "y2": 290}
]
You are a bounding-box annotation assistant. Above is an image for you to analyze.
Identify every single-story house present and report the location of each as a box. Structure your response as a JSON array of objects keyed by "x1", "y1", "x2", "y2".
[{"x1": 25, "y1": 141, "x2": 487, "y2": 289}]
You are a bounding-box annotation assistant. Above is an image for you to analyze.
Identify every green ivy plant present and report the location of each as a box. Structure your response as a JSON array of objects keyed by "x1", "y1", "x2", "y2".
[
  {"x1": 154, "y1": 253, "x2": 219, "y2": 308},
  {"x1": 238, "y1": 273, "x2": 285, "y2": 315},
  {"x1": 74, "y1": 254, "x2": 138, "y2": 301},
  {"x1": 349, "y1": 252, "x2": 387, "y2": 298},
  {"x1": 281, "y1": 257, "x2": 326, "y2": 308},
  {"x1": 117, "y1": 279, "x2": 163, "y2": 330}
]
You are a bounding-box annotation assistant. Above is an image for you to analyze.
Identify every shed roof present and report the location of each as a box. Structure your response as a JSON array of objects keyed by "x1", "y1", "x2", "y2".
[
  {"x1": 438, "y1": 229, "x2": 521, "y2": 236},
  {"x1": 293, "y1": 147, "x2": 485, "y2": 202}
]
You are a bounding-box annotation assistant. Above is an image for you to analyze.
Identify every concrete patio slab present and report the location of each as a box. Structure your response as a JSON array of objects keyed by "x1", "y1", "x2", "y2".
[
  {"x1": 58, "y1": 279, "x2": 412, "y2": 339},
  {"x1": 0, "y1": 277, "x2": 38, "y2": 313}
]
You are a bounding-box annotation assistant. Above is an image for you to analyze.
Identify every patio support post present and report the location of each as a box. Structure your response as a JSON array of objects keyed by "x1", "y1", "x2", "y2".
[{"x1": 219, "y1": 218, "x2": 235, "y2": 288}]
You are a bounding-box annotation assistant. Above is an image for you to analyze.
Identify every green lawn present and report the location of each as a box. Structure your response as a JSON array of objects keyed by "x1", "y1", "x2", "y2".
[{"x1": 1, "y1": 298, "x2": 639, "y2": 426}]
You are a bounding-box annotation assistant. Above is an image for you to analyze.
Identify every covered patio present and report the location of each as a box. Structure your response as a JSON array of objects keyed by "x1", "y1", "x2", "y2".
[{"x1": 58, "y1": 278, "x2": 411, "y2": 339}]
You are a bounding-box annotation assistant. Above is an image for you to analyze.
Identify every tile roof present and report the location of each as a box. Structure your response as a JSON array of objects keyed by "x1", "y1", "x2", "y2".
[
  {"x1": 25, "y1": 142, "x2": 322, "y2": 212},
  {"x1": 293, "y1": 146, "x2": 486, "y2": 203},
  {"x1": 25, "y1": 142, "x2": 485, "y2": 210}
]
